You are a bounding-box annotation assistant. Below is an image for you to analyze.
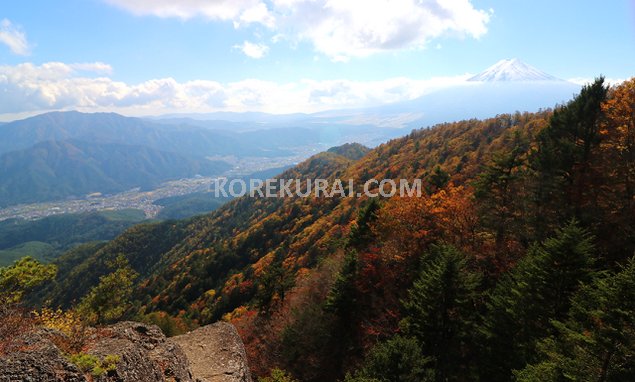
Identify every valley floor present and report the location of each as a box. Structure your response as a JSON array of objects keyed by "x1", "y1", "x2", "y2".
[{"x1": 0, "y1": 176, "x2": 222, "y2": 222}]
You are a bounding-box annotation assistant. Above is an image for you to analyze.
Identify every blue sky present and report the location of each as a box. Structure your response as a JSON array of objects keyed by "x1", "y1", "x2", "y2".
[{"x1": 0, "y1": 0, "x2": 633, "y2": 119}]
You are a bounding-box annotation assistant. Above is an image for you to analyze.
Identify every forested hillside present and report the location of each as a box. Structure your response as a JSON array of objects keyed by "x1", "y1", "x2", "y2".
[
  {"x1": 24, "y1": 77, "x2": 635, "y2": 381},
  {"x1": 0, "y1": 209, "x2": 146, "y2": 266}
]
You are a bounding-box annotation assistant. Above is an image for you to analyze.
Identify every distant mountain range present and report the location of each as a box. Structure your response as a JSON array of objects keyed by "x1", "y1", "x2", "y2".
[
  {"x1": 0, "y1": 111, "x2": 389, "y2": 207},
  {"x1": 0, "y1": 111, "x2": 295, "y2": 158}
]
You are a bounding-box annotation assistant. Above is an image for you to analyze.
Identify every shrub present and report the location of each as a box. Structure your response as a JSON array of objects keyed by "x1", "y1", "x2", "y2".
[
  {"x1": 68, "y1": 353, "x2": 119, "y2": 377},
  {"x1": 258, "y1": 368, "x2": 299, "y2": 382},
  {"x1": 33, "y1": 307, "x2": 87, "y2": 353}
]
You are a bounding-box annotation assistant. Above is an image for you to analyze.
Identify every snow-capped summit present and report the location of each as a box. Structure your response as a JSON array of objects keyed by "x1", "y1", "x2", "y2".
[{"x1": 468, "y1": 58, "x2": 561, "y2": 82}]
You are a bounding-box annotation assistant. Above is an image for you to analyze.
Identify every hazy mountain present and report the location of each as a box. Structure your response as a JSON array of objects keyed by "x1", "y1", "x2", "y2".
[
  {"x1": 0, "y1": 60, "x2": 583, "y2": 209},
  {"x1": 150, "y1": 117, "x2": 264, "y2": 132},
  {"x1": 0, "y1": 111, "x2": 292, "y2": 158},
  {"x1": 0, "y1": 139, "x2": 230, "y2": 207},
  {"x1": 152, "y1": 111, "x2": 310, "y2": 124},
  {"x1": 151, "y1": 115, "x2": 396, "y2": 147}
]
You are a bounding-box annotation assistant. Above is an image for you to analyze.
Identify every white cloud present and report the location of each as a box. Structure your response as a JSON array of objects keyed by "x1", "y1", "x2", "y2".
[
  {"x1": 102, "y1": 0, "x2": 490, "y2": 60},
  {"x1": 234, "y1": 41, "x2": 269, "y2": 59},
  {"x1": 0, "y1": 61, "x2": 470, "y2": 119},
  {"x1": 104, "y1": 0, "x2": 274, "y2": 26},
  {"x1": 235, "y1": 2, "x2": 275, "y2": 28},
  {"x1": 69, "y1": 62, "x2": 113, "y2": 74},
  {"x1": 272, "y1": 0, "x2": 491, "y2": 61},
  {"x1": 0, "y1": 19, "x2": 30, "y2": 56}
]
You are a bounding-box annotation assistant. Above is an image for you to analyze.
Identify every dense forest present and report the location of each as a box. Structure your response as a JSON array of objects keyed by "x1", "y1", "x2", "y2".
[
  {"x1": 3, "y1": 77, "x2": 635, "y2": 381},
  {"x1": 0, "y1": 209, "x2": 147, "y2": 266}
]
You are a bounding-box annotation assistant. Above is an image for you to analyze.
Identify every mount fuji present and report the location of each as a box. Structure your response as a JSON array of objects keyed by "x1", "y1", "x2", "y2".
[
  {"x1": 468, "y1": 58, "x2": 562, "y2": 82},
  {"x1": 308, "y1": 59, "x2": 582, "y2": 133}
]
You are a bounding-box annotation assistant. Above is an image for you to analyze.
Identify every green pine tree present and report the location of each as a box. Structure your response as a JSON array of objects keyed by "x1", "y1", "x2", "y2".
[
  {"x1": 474, "y1": 132, "x2": 529, "y2": 246},
  {"x1": 531, "y1": 78, "x2": 608, "y2": 236},
  {"x1": 516, "y1": 257, "x2": 635, "y2": 382},
  {"x1": 482, "y1": 220, "x2": 596, "y2": 381},
  {"x1": 349, "y1": 199, "x2": 380, "y2": 248},
  {"x1": 77, "y1": 254, "x2": 138, "y2": 325},
  {"x1": 352, "y1": 335, "x2": 434, "y2": 382},
  {"x1": 0, "y1": 256, "x2": 57, "y2": 305},
  {"x1": 255, "y1": 250, "x2": 295, "y2": 314},
  {"x1": 427, "y1": 165, "x2": 450, "y2": 192},
  {"x1": 325, "y1": 250, "x2": 358, "y2": 317},
  {"x1": 400, "y1": 245, "x2": 481, "y2": 382}
]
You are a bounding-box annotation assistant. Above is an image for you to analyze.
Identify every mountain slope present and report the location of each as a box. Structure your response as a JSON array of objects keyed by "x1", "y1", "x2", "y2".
[
  {"x1": 33, "y1": 78, "x2": 635, "y2": 381},
  {"x1": 327, "y1": 143, "x2": 370, "y2": 160},
  {"x1": 38, "y1": 111, "x2": 550, "y2": 321},
  {"x1": 35, "y1": 112, "x2": 550, "y2": 381},
  {"x1": 0, "y1": 139, "x2": 229, "y2": 206}
]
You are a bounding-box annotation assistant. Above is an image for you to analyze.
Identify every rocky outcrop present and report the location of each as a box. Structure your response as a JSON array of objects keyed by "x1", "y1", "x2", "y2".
[
  {"x1": 172, "y1": 322, "x2": 252, "y2": 382},
  {"x1": 0, "y1": 322, "x2": 194, "y2": 382},
  {"x1": 0, "y1": 328, "x2": 86, "y2": 382},
  {"x1": 87, "y1": 321, "x2": 194, "y2": 382},
  {"x1": 0, "y1": 321, "x2": 252, "y2": 382}
]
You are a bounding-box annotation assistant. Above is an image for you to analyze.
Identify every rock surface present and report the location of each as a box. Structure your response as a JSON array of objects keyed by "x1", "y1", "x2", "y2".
[
  {"x1": 0, "y1": 322, "x2": 194, "y2": 382},
  {"x1": 172, "y1": 322, "x2": 252, "y2": 382},
  {"x1": 0, "y1": 328, "x2": 85, "y2": 382},
  {"x1": 88, "y1": 321, "x2": 194, "y2": 382},
  {"x1": 0, "y1": 321, "x2": 253, "y2": 382}
]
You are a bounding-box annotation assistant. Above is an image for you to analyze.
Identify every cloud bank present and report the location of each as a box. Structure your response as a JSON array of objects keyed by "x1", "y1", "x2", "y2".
[
  {"x1": 0, "y1": 61, "x2": 470, "y2": 120},
  {"x1": 103, "y1": 0, "x2": 491, "y2": 60}
]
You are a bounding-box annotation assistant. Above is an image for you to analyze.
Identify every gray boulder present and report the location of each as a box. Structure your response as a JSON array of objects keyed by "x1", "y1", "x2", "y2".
[
  {"x1": 172, "y1": 322, "x2": 252, "y2": 382},
  {"x1": 0, "y1": 322, "x2": 194, "y2": 382}
]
